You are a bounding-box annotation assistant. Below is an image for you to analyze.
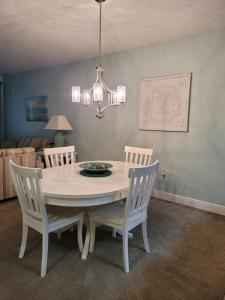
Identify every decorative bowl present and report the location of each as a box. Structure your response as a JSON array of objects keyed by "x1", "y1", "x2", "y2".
[{"x1": 79, "y1": 162, "x2": 113, "y2": 173}]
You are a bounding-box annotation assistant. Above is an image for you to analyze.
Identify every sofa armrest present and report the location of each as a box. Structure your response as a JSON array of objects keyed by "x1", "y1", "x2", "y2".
[{"x1": 0, "y1": 147, "x2": 36, "y2": 201}]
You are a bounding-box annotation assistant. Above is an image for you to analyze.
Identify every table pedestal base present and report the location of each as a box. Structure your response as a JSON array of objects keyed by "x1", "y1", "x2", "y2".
[
  {"x1": 81, "y1": 215, "x2": 133, "y2": 260},
  {"x1": 82, "y1": 223, "x2": 90, "y2": 260}
]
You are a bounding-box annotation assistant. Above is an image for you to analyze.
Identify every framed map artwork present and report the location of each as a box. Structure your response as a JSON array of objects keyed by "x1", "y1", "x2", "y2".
[{"x1": 139, "y1": 73, "x2": 192, "y2": 132}]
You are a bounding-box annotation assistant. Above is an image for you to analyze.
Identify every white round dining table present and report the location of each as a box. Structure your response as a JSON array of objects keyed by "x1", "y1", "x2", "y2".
[{"x1": 42, "y1": 161, "x2": 134, "y2": 259}]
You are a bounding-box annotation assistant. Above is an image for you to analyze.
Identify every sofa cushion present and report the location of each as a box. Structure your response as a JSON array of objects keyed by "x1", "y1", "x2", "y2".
[
  {"x1": 16, "y1": 136, "x2": 53, "y2": 151},
  {"x1": 16, "y1": 136, "x2": 27, "y2": 148},
  {"x1": 23, "y1": 137, "x2": 33, "y2": 147},
  {"x1": 0, "y1": 140, "x2": 17, "y2": 149},
  {"x1": 38, "y1": 137, "x2": 53, "y2": 151},
  {"x1": 29, "y1": 137, "x2": 43, "y2": 150}
]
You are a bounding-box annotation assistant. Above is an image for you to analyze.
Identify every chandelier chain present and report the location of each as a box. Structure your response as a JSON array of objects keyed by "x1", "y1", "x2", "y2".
[{"x1": 98, "y1": 2, "x2": 102, "y2": 67}]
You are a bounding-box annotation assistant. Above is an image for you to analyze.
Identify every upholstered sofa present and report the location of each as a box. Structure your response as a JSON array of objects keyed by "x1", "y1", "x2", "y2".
[
  {"x1": 1, "y1": 136, "x2": 53, "y2": 152},
  {"x1": 0, "y1": 147, "x2": 35, "y2": 201},
  {"x1": 0, "y1": 136, "x2": 54, "y2": 169}
]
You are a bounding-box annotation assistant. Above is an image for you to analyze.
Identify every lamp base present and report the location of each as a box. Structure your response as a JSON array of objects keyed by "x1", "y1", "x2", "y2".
[{"x1": 54, "y1": 132, "x2": 64, "y2": 147}]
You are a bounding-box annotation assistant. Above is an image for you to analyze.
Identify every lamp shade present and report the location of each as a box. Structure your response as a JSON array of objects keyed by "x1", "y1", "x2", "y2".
[{"x1": 45, "y1": 115, "x2": 73, "y2": 131}]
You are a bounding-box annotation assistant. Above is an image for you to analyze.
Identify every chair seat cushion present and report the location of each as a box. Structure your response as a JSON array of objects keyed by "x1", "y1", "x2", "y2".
[
  {"x1": 89, "y1": 202, "x2": 125, "y2": 226},
  {"x1": 47, "y1": 206, "x2": 84, "y2": 228},
  {"x1": 89, "y1": 201, "x2": 147, "y2": 228}
]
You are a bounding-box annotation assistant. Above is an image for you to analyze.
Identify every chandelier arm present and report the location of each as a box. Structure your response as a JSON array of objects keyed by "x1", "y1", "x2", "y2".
[
  {"x1": 102, "y1": 82, "x2": 112, "y2": 93},
  {"x1": 100, "y1": 105, "x2": 109, "y2": 113},
  {"x1": 101, "y1": 103, "x2": 116, "y2": 112},
  {"x1": 87, "y1": 104, "x2": 98, "y2": 111},
  {"x1": 85, "y1": 104, "x2": 98, "y2": 112}
]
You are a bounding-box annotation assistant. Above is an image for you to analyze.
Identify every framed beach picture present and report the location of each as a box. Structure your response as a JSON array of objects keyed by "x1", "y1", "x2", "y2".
[
  {"x1": 25, "y1": 95, "x2": 48, "y2": 121},
  {"x1": 139, "y1": 73, "x2": 192, "y2": 132}
]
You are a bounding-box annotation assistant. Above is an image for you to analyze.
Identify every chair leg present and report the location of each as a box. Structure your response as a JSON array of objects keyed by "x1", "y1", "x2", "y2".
[
  {"x1": 77, "y1": 219, "x2": 84, "y2": 253},
  {"x1": 123, "y1": 230, "x2": 129, "y2": 273},
  {"x1": 142, "y1": 220, "x2": 150, "y2": 253},
  {"x1": 57, "y1": 230, "x2": 62, "y2": 239},
  {"x1": 41, "y1": 232, "x2": 49, "y2": 278},
  {"x1": 112, "y1": 228, "x2": 117, "y2": 238},
  {"x1": 89, "y1": 220, "x2": 96, "y2": 253},
  {"x1": 19, "y1": 223, "x2": 28, "y2": 258}
]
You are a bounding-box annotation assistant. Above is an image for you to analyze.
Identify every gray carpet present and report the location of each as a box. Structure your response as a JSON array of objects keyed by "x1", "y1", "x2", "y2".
[{"x1": 1, "y1": 198, "x2": 225, "y2": 300}]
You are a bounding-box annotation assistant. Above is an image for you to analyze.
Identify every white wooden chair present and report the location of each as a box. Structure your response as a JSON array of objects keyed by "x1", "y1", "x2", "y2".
[
  {"x1": 44, "y1": 145, "x2": 76, "y2": 168},
  {"x1": 9, "y1": 160, "x2": 84, "y2": 277},
  {"x1": 125, "y1": 146, "x2": 153, "y2": 166},
  {"x1": 113, "y1": 145, "x2": 154, "y2": 238},
  {"x1": 89, "y1": 160, "x2": 159, "y2": 273},
  {"x1": 44, "y1": 145, "x2": 76, "y2": 238}
]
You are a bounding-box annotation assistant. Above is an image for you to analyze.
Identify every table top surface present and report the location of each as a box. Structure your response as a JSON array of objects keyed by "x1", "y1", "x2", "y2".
[{"x1": 42, "y1": 161, "x2": 137, "y2": 200}]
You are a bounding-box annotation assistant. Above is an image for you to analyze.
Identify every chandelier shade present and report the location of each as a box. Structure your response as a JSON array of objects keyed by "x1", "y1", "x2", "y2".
[
  {"x1": 72, "y1": 86, "x2": 81, "y2": 103},
  {"x1": 72, "y1": 0, "x2": 126, "y2": 119}
]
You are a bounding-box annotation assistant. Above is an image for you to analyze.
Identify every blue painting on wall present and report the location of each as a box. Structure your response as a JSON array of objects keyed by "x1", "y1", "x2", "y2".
[{"x1": 25, "y1": 95, "x2": 48, "y2": 121}]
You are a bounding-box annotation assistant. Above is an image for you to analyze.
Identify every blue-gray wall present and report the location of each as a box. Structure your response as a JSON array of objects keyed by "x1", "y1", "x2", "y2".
[{"x1": 4, "y1": 28, "x2": 225, "y2": 205}]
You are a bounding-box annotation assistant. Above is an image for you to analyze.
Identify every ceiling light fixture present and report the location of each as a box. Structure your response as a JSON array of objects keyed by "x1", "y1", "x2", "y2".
[{"x1": 72, "y1": 0, "x2": 126, "y2": 119}]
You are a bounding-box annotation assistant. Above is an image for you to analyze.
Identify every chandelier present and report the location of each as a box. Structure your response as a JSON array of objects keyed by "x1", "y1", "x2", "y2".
[{"x1": 72, "y1": 0, "x2": 126, "y2": 119}]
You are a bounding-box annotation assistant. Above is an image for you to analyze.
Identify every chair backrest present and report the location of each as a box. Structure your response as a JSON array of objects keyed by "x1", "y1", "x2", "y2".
[
  {"x1": 44, "y1": 146, "x2": 75, "y2": 168},
  {"x1": 125, "y1": 160, "x2": 159, "y2": 220},
  {"x1": 9, "y1": 160, "x2": 47, "y2": 222},
  {"x1": 124, "y1": 146, "x2": 153, "y2": 166}
]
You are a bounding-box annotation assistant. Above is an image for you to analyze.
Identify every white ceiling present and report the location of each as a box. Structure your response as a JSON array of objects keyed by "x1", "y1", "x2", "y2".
[{"x1": 1, "y1": 0, "x2": 225, "y2": 75}]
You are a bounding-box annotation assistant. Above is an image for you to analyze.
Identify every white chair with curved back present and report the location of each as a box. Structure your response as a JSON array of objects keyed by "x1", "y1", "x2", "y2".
[
  {"x1": 89, "y1": 160, "x2": 159, "y2": 273},
  {"x1": 44, "y1": 145, "x2": 77, "y2": 238},
  {"x1": 113, "y1": 145, "x2": 154, "y2": 238},
  {"x1": 9, "y1": 160, "x2": 84, "y2": 277},
  {"x1": 125, "y1": 146, "x2": 153, "y2": 166},
  {"x1": 44, "y1": 145, "x2": 76, "y2": 168}
]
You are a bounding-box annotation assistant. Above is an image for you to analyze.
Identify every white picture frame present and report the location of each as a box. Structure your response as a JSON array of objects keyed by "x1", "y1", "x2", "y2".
[{"x1": 139, "y1": 73, "x2": 192, "y2": 132}]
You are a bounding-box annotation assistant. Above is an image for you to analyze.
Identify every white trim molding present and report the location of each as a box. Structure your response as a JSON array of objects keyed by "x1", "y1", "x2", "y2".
[{"x1": 153, "y1": 189, "x2": 225, "y2": 217}]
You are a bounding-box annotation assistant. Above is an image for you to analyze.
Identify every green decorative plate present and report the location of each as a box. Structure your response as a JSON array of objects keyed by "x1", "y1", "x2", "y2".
[{"x1": 79, "y1": 162, "x2": 113, "y2": 174}]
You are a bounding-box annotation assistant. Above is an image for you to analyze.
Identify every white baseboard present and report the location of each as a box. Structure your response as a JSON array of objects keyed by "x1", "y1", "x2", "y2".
[{"x1": 153, "y1": 189, "x2": 225, "y2": 216}]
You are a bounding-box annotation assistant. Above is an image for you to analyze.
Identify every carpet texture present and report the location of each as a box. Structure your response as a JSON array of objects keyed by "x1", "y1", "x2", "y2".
[{"x1": 1, "y1": 198, "x2": 225, "y2": 300}]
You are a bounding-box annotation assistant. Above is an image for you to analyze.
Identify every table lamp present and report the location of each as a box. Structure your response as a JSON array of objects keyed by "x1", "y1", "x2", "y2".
[{"x1": 45, "y1": 115, "x2": 73, "y2": 147}]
